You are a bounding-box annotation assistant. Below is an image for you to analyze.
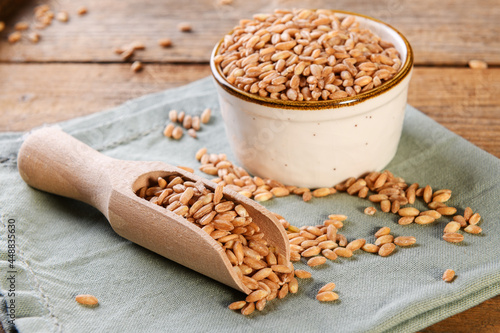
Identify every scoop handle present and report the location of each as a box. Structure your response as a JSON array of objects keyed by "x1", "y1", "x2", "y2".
[{"x1": 17, "y1": 127, "x2": 112, "y2": 215}]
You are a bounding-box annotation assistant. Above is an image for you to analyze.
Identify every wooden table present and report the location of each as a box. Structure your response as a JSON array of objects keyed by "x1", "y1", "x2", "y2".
[{"x1": 1, "y1": 1, "x2": 499, "y2": 332}]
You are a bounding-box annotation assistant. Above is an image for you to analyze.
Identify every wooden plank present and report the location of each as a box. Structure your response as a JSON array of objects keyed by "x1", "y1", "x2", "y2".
[
  {"x1": 408, "y1": 67, "x2": 500, "y2": 158},
  {"x1": 0, "y1": 0, "x2": 498, "y2": 65},
  {"x1": 1, "y1": 64, "x2": 499, "y2": 159},
  {"x1": 420, "y1": 294, "x2": 500, "y2": 332},
  {"x1": 0, "y1": 63, "x2": 212, "y2": 130}
]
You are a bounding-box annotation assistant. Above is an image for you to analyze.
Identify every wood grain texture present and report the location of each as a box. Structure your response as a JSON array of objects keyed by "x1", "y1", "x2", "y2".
[
  {"x1": 420, "y1": 294, "x2": 500, "y2": 332},
  {"x1": 0, "y1": 63, "x2": 212, "y2": 131},
  {"x1": 0, "y1": 0, "x2": 499, "y2": 65}
]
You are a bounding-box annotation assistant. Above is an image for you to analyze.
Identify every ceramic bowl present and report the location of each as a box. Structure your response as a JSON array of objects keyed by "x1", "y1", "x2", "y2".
[{"x1": 210, "y1": 10, "x2": 413, "y2": 188}]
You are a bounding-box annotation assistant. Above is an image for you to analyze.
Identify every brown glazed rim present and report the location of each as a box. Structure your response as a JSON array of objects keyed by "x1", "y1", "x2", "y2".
[{"x1": 210, "y1": 9, "x2": 414, "y2": 110}]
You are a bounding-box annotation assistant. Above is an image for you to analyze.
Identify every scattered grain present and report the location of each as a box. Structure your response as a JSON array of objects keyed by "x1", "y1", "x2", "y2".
[
  {"x1": 75, "y1": 294, "x2": 99, "y2": 307},
  {"x1": 178, "y1": 22, "x2": 192, "y2": 32},
  {"x1": 228, "y1": 300, "x2": 247, "y2": 310},
  {"x1": 442, "y1": 232, "x2": 464, "y2": 243},
  {"x1": 374, "y1": 227, "x2": 391, "y2": 238},
  {"x1": 241, "y1": 302, "x2": 255, "y2": 315},
  {"x1": 414, "y1": 215, "x2": 435, "y2": 225},
  {"x1": 163, "y1": 123, "x2": 175, "y2": 138},
  {"x1": 442, "y1": 269, "x2": 455, "y2": 282},
  {"x1": 201, "y1": 108, "x2": 212, "y2": 123},
  {"x1": 15, "y1": 22, "x2": 29, "y2": 31},
  {"x1": 318, "y1": 282, "x2": 336, "y2": 293},
  {"x1": 312, "y1": 187, "x2": 331, "y2": 197},
  {"x1": 56, "y1": 11, "x2": 69, "y2": 22},
  {"x1": 172, "y1": 126, "x2": 183, "y2": 140},
  {"x1": 28, "y1": 32, "x2": 40, "y2": 43},
  {"x1": 468, "y1": 60, "x2": 488, "y2": 69},
  {"x1": 378, "y1": 243, "x2": 396, "y2": 257},
  {"x1": 188, "y1": 129, "x2": 197, "y2": 138},
  {"x1": 316, "y1": 291, "x2": 339, "y2": 302},
  {"x1": 443, "y1": 222, "x2": 461, "y2": 234},
  {"x1": 364, "y1": 206, "x2": 376, "y2": 216},
  {"x1": 131, "y1": 61, "x2": 143, "y2": 72},
  {"x1": 307, "y1": 256, "x2": 327, "y2": 267},
  {"x1": 393, "y1": 236, "x2": 416, "y2": 247},
  {"x1": 398, "y1": 207, "x2": 420, "y2": 217},
  {"x1": 436, "y1": 207, "x2": 457, "y2": 216},
  {"x1": 8, "y1": 32, "x2": 22, "y2": 44},
  {"x1": 398, "y1": 216, "x2": 414, "y2": 225},
  {"x1": 333, "y1": 247, "x2": 352, "y2": 258},
  {"x1": 464, "y1": 225, "x2": 482, "y2": 234},
  {"x1": 77, "y1": 6, "x2": 88, "y2": 15},
  {"x1": 158, "y1": 38, "x2": 173, "y2": 47},
  {"x1": 374, "y1": 235, "x2": 394, "y2": 246},
  {"x1": 361, "y1": 243, "x2": 379, "y2": 253},
  {"x1": 468, "y1": 213, "x2": 481, "y2": 225},
  {"x1": 294, "y1": 270, "x2": 312, "y2": 279}
]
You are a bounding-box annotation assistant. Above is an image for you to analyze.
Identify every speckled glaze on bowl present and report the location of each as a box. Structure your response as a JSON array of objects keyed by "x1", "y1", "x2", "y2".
[{"x1": 210, "y1": 10, "x2": 413, "y2": 188}]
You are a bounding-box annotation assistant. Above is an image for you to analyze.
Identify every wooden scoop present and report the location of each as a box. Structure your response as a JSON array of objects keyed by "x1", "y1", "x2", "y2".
[{"x1": 17, "y1": 127, "x2": 290, "y2": 294}]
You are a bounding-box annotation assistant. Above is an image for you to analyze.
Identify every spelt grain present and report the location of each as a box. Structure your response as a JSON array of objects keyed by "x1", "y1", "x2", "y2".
[
  {"x1": 374, "y1": 235, "x2": 394, "y2": 246},
  {"x1": 56, "y1": 11, "x2": 69, "y2": 22},
  {"x1": 163, "y1": 123, "x2": 175, "y2": 137},
  {"x1": 398, "y1": 216, "x2": 414, "y2": 225},
  {"x1": 436, "y1": 207, "x2": 457, "y2": 216},
  {"x1": 463, "y1": 207, "x2": 473, "y2": 222},
  {"x1": 375, "y1": 227, "x2": 391, "y2": 238},
  {"x1": 364, "y1": 206, "x2": 376, "y2": 216},
  {"x1": 414, "y1": 215, "x2": 435, "y2": 225},
  {"x1": 398, "y1": 207, "x2": 420, "y2": 217},
  {"x1": 346, "y1": 238, "x2": 365, "y2": 251},
  {"x1": 442, "y1": 269, "x2": 455, "y2": 282},
  {"x1": 158, "y1": 38, "x2": 173, "y2": 47},
  {"x1": 172, "y1": 126, "x2": 183, "y2": 140},
  {"x1": 131, "y1": 61, "x2": 143, "y2": 72},
  {"x1": 8, "y1": 32, "x2": 22, "y2": 44},
  {"x1": 333, "y1": 247, "x2": 352, "y2": 258},
  {"x1": 318, "y1": 282, "x2": 336, "y2": 293},
  {"x1": 75, "y1": 294, "x2": 99, "y2": 307},
  {"x1": 201, "y1": 108, "x2": 212, "y2": 123},
  {"x1": 228, "y1": 300, "x2": 246, "y2": 310},
  {"x1": 178, "y1": 22, "x2": 192, "y2": 32},
  {"x1": 77, "y1": 6, "x2": 88, "y2": 15},
  {"x1": 307, "y1": 256, "x2": 327, "y2": 267},
  {"x1": 444, "y1": 222, "x2": 461, "y2": 234},
  {"x1": 393, "y1": 236, "x2": 416, "y2": 246},
  {"x1": 468, "y1": 60, "x2": 488, "y2": 69},
  {"x1": 378, "y1": 243, "x2": 396, "y2": 257},
  {"x1": 453, "y1": 215, "x2": 468, "y2": 228},
  {"x1": 241, "y1": 302, "x2": 255, "y2": 315},
  {"x1": 464, "y1": 225, "x2": 482, "y2": 234},
  {"x1": 294, "y1": 269, "x2": 312, "y2": 278},
  {"x1": 468, "y1": 213, "x2": 481, "y2": 225},
  {"x1": 316, "y1": 291, "x2": 339, "y2": 302},
  {"x1": 361, "y1": 243, "x2": 379, "y2": 253},
  {"x1": 442, "y1": 232, "x2": 464, "y2": 243}
]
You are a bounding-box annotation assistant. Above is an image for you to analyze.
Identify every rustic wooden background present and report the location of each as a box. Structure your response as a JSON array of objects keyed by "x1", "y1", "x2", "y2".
[{"x1": 1, "y1": 0, "x2": 499, "y2": 332}]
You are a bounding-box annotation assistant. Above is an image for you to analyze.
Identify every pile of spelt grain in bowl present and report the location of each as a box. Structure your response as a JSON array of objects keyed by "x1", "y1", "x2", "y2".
[{"x1": 213, "y1": 8, "x2": 402, "y2": 101}]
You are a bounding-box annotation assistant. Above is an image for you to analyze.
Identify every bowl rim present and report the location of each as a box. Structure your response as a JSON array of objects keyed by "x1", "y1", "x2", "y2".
[{"x1": 210, "y1": 9, "x2": 414, "y2": 110}]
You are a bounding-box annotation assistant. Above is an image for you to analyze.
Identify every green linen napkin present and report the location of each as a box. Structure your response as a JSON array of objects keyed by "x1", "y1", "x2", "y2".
[{"x1": 1, "y1": 77, "x2": 499, "y2": 333}]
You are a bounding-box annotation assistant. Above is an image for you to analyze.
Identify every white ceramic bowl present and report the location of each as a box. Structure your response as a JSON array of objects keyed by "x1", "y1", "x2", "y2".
[{"x1": 210, "y1": 10, "x2": 413, "y2": 188}]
